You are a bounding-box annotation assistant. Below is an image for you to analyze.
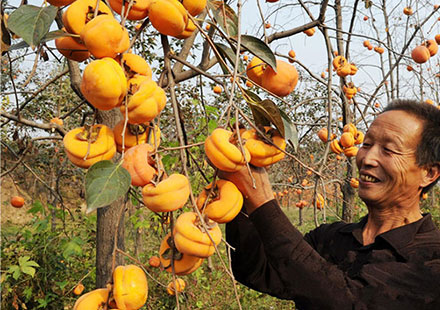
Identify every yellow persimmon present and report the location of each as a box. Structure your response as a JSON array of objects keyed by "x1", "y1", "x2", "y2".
[
  {"x1": 196, "y1": 179, "x2": 243, "y2": 223},
  {"x1": 80, "y1": 58, "x2": 127, "y2": 111},
  {"x1": 121, "y1": 79, "x2": 167, "y2": 124},
  {"x1": 142, "y1": 174, "x2": 190, "y2": 212},
  {"x1": 173, "y1": 212, "x2": 222, "y2": 258},
  {"x1": 204, "y1": 128, "x2": 251, "y2": 172},
  {"x1": 80, "y1": 15, "x2": 130, "y2": 59},
  {"x1": 63, "y1": 124, "x2": 116, "y2": 169},
  {"x1": 241, "y1": 126, "x2": 286, "y2": 167},
  {"x1": 148, "y1": 0, "x2": 188, "y2": 37},
  {"x1": 62, "y1": 0, "x2": 112, "y2": 35}
]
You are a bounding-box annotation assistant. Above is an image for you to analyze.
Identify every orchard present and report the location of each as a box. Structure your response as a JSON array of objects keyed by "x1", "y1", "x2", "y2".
[{"x1": 1, "y1": 0, "x2": 440, "y2": 309}]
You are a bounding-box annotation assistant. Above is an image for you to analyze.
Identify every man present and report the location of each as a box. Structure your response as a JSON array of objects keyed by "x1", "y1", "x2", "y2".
[{"x1": 221, "y1": 100, "x2": 440, "y2": 309}]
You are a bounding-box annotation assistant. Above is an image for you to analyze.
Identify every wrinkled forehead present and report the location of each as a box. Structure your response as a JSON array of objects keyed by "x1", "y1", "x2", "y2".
[
  {"x1": 372, "y1": 110, "x2": 425, "y2": 129},
  {"x1": 368, "y1": 110, "x2": 424, "y2": 143}
]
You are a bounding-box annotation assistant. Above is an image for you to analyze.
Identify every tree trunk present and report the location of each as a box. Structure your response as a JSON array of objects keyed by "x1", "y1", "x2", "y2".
[
  {"x1": 96, "y1": 199, "x2": 126, "y2": 287},
  {"x1": 342, "y1": 159, "x2": 356, "y2": 222},
  {"x1": 95, "y1": 109, "x2": 125, "y2": 287}
]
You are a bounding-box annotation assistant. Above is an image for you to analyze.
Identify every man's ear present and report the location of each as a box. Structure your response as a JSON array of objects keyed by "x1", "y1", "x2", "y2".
[{"x1": 421, "y1": 163, "x2": 440, "y2": 187}]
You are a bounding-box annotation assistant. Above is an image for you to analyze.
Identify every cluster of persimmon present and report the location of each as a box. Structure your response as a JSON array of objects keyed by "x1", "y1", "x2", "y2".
[
  {"x1": 342, "y1": 82, "x2": 357, "y2": 100},
  {"x1": 332, "y1": 55, "x2": 358, "y2": 78},
  {"x1": 362, "y1": 40, "x2": 384, "y2": 54},
  {"x1": 318, "y1": 123, "x2": 364, "y2": 158},
  {"x1": 53, "y1": 0, "x2": 206, "y2": 62},
  {"x1": 246, "y1": 56, "x2": 299, "y2": 97},
  {"x1": 205, "y1": 126, "x2": 286, "y2": 172},
  {"x1": 411, "y1": 38, "x2": 439, "y2": 64},
  {"x1": 293, "y1": 193, "x2": 324, "y2": 210},
  {"x1": 73, "y1": 264, "x2": 148, "y2": 310}
]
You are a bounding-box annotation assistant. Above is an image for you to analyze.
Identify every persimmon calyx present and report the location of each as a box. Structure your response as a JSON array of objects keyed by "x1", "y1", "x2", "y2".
[
  {"x1": 128, "y1": 123, "x2": 148, "y2": 135},
  {"x1": 75, "y1": 124, "x2": 101, "y2": 142}
]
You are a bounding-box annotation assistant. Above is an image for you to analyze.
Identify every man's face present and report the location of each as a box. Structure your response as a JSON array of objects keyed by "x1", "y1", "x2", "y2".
[{"x1": 355, "y1": 110, "x2": 426, "y2": 208}]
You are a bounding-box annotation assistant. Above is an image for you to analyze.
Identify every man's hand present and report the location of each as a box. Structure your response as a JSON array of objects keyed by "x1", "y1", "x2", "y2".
[{"x1": 218, "y1": 165, "x2": 274, "y2": 214}]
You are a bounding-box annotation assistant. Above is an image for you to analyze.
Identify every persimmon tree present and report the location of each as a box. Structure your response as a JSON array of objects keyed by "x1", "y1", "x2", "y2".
[{"x1": 1, "y1": 0, "x2": 440, "y2": 308}]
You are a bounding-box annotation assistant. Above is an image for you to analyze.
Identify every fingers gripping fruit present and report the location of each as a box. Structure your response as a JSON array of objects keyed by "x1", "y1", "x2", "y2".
[
  {"x1": 142, "y1": 174, "x2": 190, "y2": 212},
  {"x1": 73, "y1": 288, "x2": 110, "y2": 310},
  {"x1": 148, "y1": 0, "x2": 188, "y2": 37},
  {"x1": 241, "y1": 126, "x2": 286, "y2": 167},
  {"x1": 121, "y1": 79, "x2": 167, "y2": 124},
  {"x1": 80, "y1": 15, "x2": 130, "y2": 59},
  {"x1": 173, "y1": 212, "x2": 222, "y2": 258},
  {"x1": 63, "y1": 124, "x2": 116, "y2": 169},
  {"x1": 108, "y1": 0, "x2": 150, "y2": 20},
  {"x1": 113, "y1": 121, "x2": 161, "y2": 152},
  {"x1": 55, "y1": 35, "x2": 90, "y2": 62},
  {"x1": 113, "y1": 265, "x2": 148, "y2": 310},
  {"x1": 196, "y1": 180, "x2": 243, "y2": 223},
  {"x1": 204, "y1": 128, "x2": 251, "y2": 172},
  {"x1": 121, "y1": 143, "x2": 158, "y2": 187},
  {"x1": 167, "y1": 278, "x2": 186, "y2": 295},
  {"x1": 80, "y1": 58, "x2": 127, "y2": 111},
  {"x1": 62, "y1": 0, "x2": 112, "y2": 35},
  {"x1": 159, "y1": 233, "x2": 204, "y2": 275}
]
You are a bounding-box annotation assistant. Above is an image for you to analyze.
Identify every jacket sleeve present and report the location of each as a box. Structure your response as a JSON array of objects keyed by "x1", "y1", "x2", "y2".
[{"x1": 225, "y1": 199, "x2": 440, "y2": 310}]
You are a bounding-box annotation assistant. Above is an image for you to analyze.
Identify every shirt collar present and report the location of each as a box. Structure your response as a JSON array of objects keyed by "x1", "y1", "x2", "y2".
[{"x1": 338, "y1": 213, "x2": 437, "y2": 257}]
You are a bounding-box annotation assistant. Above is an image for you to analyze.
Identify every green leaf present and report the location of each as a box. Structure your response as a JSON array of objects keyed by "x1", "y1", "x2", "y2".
[
  {"x1": 208, "y1": 0, "x2": 238, "y2": 37},
  {"x1": 18, "y1": 256, "x2": 31, "y2": 266},
  {"x1": 279, "y1": 109, "x2": 299, "y2": 152},
  {"x1": 214, "y1": 42, "x2": 245, "y2": 74},
  {"x1": 56, "y1": 280, "x2": 68, "y2": 290},
  {"x1": 27, "y1": 200, "x2": 44, "y2": 215},
  {"x1": 85, "y1": 160, "x2": 131, "y2": 213},
  {"x1": 21, "y1": 266, "x2": 36, "y2": 277},
  {"x1": 62, "y1": 239, "x2": 83, "y2": 259},
  {"x1": 9, "y1": 29, "x2": 69, "y2": 51},
  {"x1": 245, "y1": 98, "x2": 284, "y2": 135},
  {"x1": 243, "y1": 89, "x2": 263, "y2": 104},
  {"x1": 238, "y1": 35, "x2": 277, "y2": 71},
  {"x1": 7, "y1": 5, "x2": 58, "y2": 49},
  {"x1": 8, "y1": 265, "x2": 21, "y2": 280}
]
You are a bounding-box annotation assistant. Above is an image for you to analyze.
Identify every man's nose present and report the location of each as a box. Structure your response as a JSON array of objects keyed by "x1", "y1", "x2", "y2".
[{"x1": 360, "y1": 145, "x2": 380, "y2": 167}]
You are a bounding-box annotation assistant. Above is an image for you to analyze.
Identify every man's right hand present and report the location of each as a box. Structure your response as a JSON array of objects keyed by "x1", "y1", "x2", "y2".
[{"x1": 217, "y1": 165, "x2": 274, "y2": 214}]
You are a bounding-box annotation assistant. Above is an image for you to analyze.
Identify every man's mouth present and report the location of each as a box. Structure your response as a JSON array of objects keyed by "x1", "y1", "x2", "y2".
[{"x1": 360, "y1": 174, "x2": 380, "y2": 183}]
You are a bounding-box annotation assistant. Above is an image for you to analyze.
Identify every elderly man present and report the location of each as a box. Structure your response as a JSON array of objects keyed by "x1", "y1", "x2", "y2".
[{"x1": 222, "y1": 100, "x2": 440, "y2": 309}]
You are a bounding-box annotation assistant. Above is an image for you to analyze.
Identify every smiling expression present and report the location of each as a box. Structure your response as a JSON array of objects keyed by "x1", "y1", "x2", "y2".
[{"x1": 355, "y1": 110, "x2": 428, "y2": 209}]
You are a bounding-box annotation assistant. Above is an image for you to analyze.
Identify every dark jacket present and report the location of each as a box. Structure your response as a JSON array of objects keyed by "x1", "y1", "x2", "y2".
[{"x1": 226, "y1": 199, "x2": 440, "y2": 310}]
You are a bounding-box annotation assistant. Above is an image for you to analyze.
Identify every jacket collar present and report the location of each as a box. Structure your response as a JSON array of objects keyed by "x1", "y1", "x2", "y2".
[{"x1": 339, "y1": 214, "x2": 437, "y2": 259}]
